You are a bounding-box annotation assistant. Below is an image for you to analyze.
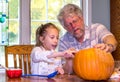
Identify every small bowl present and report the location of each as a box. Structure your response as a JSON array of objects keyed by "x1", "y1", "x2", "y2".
[{"x1": 6, "y1": 68, "x2": 22, "y2": 78}]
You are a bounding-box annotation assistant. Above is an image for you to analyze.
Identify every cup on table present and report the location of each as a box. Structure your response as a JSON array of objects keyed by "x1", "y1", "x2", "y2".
[{"x1": 6, "y1": 68, "x2": 22, "y2": 78}]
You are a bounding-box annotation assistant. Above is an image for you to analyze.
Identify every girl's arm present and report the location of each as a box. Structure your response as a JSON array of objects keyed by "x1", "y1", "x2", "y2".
[
  {"x1": 31, "y1": 48, "x2": 54, "y2": 63},
  {"x1": 47, "y1": 51, "x2": 64, "y2": 58},
  {"x1": 47, "y1": 48, "x2": 77, "y2": 58}
]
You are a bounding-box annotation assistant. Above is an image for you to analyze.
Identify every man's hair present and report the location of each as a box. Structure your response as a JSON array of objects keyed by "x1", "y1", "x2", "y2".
[{"x1": 57, "y1": 3, "x2": 83, "y2": 27}]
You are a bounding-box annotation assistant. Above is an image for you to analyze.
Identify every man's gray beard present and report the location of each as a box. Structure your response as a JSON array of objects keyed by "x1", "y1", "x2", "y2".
[{"x1": 74, "y1": 31, "x2": 84, "y2": 42}]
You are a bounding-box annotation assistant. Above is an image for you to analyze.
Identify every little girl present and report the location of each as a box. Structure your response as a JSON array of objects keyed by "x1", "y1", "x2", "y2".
[{"x1": 31, "y1": 23, "x2": 75, "y2": 76}]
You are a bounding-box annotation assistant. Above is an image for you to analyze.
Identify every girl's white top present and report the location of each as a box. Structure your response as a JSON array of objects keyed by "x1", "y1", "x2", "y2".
[{"x1": 30, "y1": 46, "x2": 62, "y2": 75}]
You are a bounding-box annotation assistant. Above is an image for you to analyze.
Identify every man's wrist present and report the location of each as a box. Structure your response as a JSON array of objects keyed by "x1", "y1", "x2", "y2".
[{"x1": 106, "y1": 44, "x2": 115, "y2": 52}]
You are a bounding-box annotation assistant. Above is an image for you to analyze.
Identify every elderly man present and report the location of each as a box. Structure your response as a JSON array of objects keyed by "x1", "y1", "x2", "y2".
[{"x1": 57, "y1": 4, "x2": 117, "y2": 74}]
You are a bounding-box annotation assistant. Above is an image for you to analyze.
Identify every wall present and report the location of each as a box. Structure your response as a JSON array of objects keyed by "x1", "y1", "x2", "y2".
[{"x1": 92, "y1": 0, "x2": 110, "y2": 30}]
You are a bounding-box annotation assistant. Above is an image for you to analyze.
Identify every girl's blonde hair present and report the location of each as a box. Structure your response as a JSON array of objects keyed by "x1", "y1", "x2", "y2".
[{"x1": 35, "y1": 23, "x2": 59, "y2": 46}]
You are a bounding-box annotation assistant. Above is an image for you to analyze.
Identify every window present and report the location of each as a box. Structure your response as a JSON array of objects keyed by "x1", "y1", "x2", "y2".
[
  {"x1": 9, "y1": 0, "x2": 19, "y2": 45},
  {"x1": 0, "y1": 0, "x2": 91, "y2": 68},
  {"x1": 31, "y1": 0, "x2": 82, "y2": 44},
  {"x1": 0, "y1": 0, "x2": 19, "y2": 67},
  {"x1": 0, "y1": 0, "x2": 9, "y2": 45}
]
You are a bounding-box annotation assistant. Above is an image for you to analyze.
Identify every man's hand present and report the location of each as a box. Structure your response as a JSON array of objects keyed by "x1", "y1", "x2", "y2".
[{"x1": 93, "y1": 43, "x2": 114, "y2": 52}]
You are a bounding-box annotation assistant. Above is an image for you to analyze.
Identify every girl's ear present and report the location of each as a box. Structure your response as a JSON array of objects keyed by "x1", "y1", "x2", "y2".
[{"x1": 39, "y1": 36, "x2": 44, "y2": 43}]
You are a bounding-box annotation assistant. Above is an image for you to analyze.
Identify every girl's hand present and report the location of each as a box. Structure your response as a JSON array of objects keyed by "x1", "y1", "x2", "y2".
[
  {"x1": 63, "y1": 48, "x2": 78, "y2": 58},
  {"x1": 56, "y1": 67, "x2": 64, "y2": 75}
]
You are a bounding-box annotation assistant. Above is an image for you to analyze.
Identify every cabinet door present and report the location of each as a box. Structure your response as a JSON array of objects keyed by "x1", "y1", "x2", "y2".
[{"x1": 110, "y1": 0, "x2": 120, "y2": 60}]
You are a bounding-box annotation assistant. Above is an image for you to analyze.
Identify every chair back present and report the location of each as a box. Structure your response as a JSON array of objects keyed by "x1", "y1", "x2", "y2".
[{"x1": 5, "y1": 45, "x2": 34, "y2": 74}]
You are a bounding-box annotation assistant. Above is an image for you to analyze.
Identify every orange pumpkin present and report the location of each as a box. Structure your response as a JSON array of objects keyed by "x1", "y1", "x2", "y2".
[{"x1": 73, "y1": 48, "x2": 115, "y2": 80}]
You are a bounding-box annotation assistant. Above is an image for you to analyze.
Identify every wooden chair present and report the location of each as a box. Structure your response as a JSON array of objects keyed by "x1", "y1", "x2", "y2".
[{"x1": 5, "y1": 45, "x2": 34, "y2": 74}]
